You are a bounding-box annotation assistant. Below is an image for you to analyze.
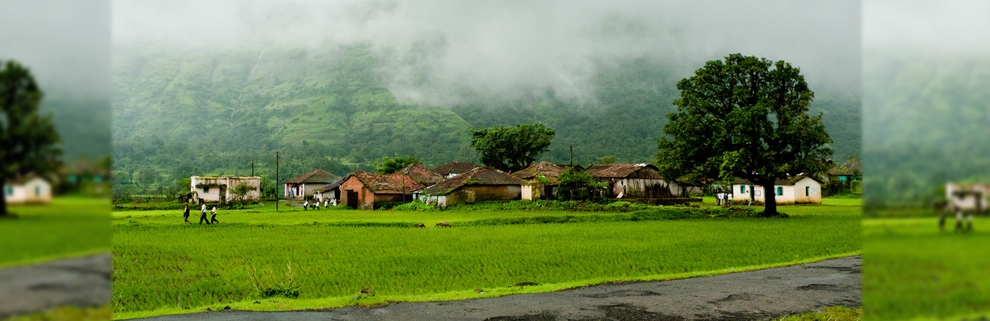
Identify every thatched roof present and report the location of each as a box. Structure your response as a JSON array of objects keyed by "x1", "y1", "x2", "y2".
[
  {"x1": 432, "y1": 161, "x2": 476, "y2": 176},
  {"x1": 424, "y1": 167, "x2": 524, "y2": 195},
  {"x1": 284, "y1": 169, "x2": 339, "y2": 184},
  {"x1": 398, "y1": 163, "x2": 444, "y2": 186},
  {"x1": 514, "y1": 161, "x2": 566, "y2": 184},
  {"x1": 583, "y1": 163, "x2": 661, "y2": 179}
]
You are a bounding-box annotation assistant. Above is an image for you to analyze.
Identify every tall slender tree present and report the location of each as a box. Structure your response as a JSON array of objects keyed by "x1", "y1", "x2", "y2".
[
  {"x1": 0, "y1": 60, "x2": 62, "y2": 216},
  {"x1": 657, "y1": 54, "x2": 832, "y2": 216}
]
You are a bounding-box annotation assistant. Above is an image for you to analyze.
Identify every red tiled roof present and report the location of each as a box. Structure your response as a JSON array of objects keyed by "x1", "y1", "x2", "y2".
[
  {"x1": 432, "y1": 161, "x2": 476, "y2": 176},
  {"x1": 398, "y1": 163, "x2": 444, "y2": 186},
  {"x1": 350, "y1": 171, "x2": 423, "y2": 194}
]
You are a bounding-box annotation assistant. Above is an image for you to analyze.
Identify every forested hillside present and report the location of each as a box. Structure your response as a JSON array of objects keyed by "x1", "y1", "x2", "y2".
[
  {"x1": 863, "y1": 51, "x2": 990, "y2": 210},
  {"x1": 112, "y1": 44, "x2": 860, "y2": 193}
]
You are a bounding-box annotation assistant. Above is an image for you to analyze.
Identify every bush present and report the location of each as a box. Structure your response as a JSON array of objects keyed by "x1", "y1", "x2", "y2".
[{"x1": 392, "y1": 202, "x2": 439, "y2": 211}]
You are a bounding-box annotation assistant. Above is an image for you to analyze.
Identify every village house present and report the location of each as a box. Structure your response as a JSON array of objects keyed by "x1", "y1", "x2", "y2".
[
  {"x1": 432, "y1": 161, "x2": 476, "y2": 178},
  {"x1": 583, "y1": 163, "x2": 688, "y2": 198},
  {"x1": 61, "y1": 159, "x2": 110, "y2": 196},
  {"x1": 4, "y1": 175, "x2": 52, "y2": 205},
  {"x1": 731, "y1": 175, "x2": 823, "y2": 205},
  {"x1": 513, "y1": 161, "x2": 567, "y2": 200},
  {"x1": 315, "y1": 177, "x2": 346, "y2": 202},
  {"x1": 416, "y1": 167, "x2": 524, "y2": 207},
  {"x1": 284, "y1": 169, "x2": 340, "y2": 200},
  {"x1": 190, "y1": 176, "x2": 261, "y2": 203},
  {"x1": 944, "y1": 183, "x2": 990, "y2": 212},
  {"x1": 828, "y1": 160, "x2": 862, "y2": 184},
  {"x1": 397, "y1": 163, "x2": 444, "y2": 187},
  {"x1": 337, "y1": 171, "x2": 423, "y2": 210}
]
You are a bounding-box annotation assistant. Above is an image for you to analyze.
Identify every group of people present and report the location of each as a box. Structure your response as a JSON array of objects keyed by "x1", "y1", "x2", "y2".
[
  {"x1": 303, "y1": 197, "x2": 337, "y2": 210},
  {"x1": 183, "y1": 204, "x2": 219, "y2": 224}
]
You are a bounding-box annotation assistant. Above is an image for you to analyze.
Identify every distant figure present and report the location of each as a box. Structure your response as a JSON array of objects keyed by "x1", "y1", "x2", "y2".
[
  {"x1": 303, "y1": 200, "x2": 309, "y2": 211},
  {"x1": 435, "y1": 221, "x2": 451, "y2": 228},
  {"x1": 210, "y1": 205, "x2": 219, "y2": 224},
  {"x1": 414, "y1": 222, "x2": 425, "y2": 228},
  {"x1": 331, "y1": 198, "x2": 338, "y2": 207},
  {"x1": 183, "y1": 205, "x2": 191, "y2": 224},
  {"x1": 324, "y1": 199, "x2": 329, "y2": 209},
  {"x1": 199, "y1": 203, "x2": 210, "y2": 224}
]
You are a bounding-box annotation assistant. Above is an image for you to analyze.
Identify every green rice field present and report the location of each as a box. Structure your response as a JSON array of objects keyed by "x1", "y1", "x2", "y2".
[
  {"x1": 864, "y1": 212, "x2": 990, "y2": 321},
  {"x1": 112, "y1": 199, "x2": 860, "y2": 320},
  {"x1": 0, "y1": 197, "x2": 111, "y2": 267}
]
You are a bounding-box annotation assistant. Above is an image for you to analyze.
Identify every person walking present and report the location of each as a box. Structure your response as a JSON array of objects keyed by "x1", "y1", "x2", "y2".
[
  {"x1": 210, "y1": 205, "x2": 219, "y2": 224},
  {"x1": 303, "y1": 199, "x2": 309, "y2": 211},
  {"x1": 183, "y1": 205, "x2": 191, "y2": 224},
  {"x1": 199, "y1": 203, "x2": 210, "y2": 224}
]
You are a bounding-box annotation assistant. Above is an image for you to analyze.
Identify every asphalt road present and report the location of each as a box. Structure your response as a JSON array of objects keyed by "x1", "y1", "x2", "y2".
[
  {"x1": 0, "y1": 253, "x2": 111, "y2": 319},
  {"x1": 136, "y1": 255, "x2": 861, "y2": 321}
]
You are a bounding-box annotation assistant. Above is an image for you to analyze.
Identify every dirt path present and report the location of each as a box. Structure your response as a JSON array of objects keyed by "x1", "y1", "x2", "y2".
[
  {"x1": 0, "y1": 253, "x2": 111, "y2": 319},
  {"x1": 134, "y1": 255, "x2": 860, "y2": 321}
]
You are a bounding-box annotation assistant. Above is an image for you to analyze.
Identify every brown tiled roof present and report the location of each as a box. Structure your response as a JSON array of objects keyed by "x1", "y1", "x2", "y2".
[
  {"x1": 432, "y1": 161, "x2": 476, "y2": 176},
  {"x1": 829, "y1": 161, "x2": 862, "y2": 176},
  {"x1": 514, "y1": 161, "x2": 566, "y2": 184},
  {"x1": 583, "y1": 163, "x2": 661, "y2": 179},
  {"x1": 424, "y1": 167, "x2": 525, "y2": 195},
  {"x1": 348, "y1": 171, "x2": 423, "y2": 194},
  {"x1": 398, "y1": 163, "x2": 444, "y2": 186},
  {"x1": 284, "y1": 169, "x2": 339, "y2": 184},
  {"x1": 733, "y1": 174, "x2": 822, "y2": 186},
  {"x1": 317, "y1": 177, "x2": 347, "y2": 193}
]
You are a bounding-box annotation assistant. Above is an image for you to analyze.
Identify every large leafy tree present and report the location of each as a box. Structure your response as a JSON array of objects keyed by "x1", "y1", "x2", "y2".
[
  {"x1": 374, "y1": 155, "x2": 421, "y2": 174},
  {"x1": 470, "y1": 123, "x2": 555, "y2": 172},
  {"x1": 657, "y1": 54, "x2": 832, "y2": 216},
  {"x1": 0, "y1": 60, "x2": 62, "y2": 216}
]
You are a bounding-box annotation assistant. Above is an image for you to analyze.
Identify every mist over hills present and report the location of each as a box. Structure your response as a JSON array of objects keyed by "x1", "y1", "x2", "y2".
[{"x1": 111, "y1": 0, "x2": 861, "y2": 192}]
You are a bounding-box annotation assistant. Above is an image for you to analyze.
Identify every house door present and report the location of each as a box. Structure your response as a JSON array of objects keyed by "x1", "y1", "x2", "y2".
[
  {"x1": 346, "y1": 190, "x2": 358, "y2": 209},
  {"x1": 749, "y1": 185, "x2": 755, "y2": 202}
]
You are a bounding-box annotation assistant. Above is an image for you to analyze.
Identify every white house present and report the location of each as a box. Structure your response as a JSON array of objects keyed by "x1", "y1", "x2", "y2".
[
  {"x1": 190, "y1": 176, "x2": 261, "y2": 203},
  {"x1": 4, "y1": 176, "x2": 52, "y2": 205},
  {"x1": 732, "y1": 175, "x2": 822, "y2": 205},
  {"x1": 945, "y1": 183, "x2": 990, "y2": 211}
]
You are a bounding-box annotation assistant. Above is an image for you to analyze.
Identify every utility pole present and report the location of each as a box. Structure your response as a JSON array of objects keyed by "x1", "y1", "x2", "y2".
[
  {"x1": 569, "y1": 145, "x2": 573, "y2": 167},
  {"x1": 275, "y1": 151, "x2": 279, "y2": 211},
  {"x1": 251, "y1": 160, "x2": 255, "y2": 177}
]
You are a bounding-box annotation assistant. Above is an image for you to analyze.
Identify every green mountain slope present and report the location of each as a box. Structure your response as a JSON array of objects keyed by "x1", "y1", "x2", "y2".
[{"x1": 112, "y1": 44, "x2": 860, "y2": 193}]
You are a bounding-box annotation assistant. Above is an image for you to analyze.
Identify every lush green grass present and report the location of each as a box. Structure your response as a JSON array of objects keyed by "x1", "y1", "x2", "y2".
[
  {"x1": 112, "y1": 201, "x2": 859, "y2": 319},
  {"x1": 864, "y1": 211, "x2": 990, "y2": 320},
  {"x1": 777, "y1": 306, "x2": 861, "y2": 321},
  {"x1": 0, "y1": 197, "x2": 110, "y2": 267},
  {"x1": 3, "y1": 305, "x2": 110, "y2": 321}
]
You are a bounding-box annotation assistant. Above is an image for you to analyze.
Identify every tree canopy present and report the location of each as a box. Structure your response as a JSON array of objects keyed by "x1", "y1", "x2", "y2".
[
  {"x1": 470, "y1": 123, "x2": 555, "y2": 172},
  {"x1": 0, "y1": 60, "x2": 62, "y2": 216},
  {"x1": 657, "y1": 54, "x2": 832, "y2": 216},
  {"x1": 374, "y1": 155, "x2": 421, "y2": 174}
]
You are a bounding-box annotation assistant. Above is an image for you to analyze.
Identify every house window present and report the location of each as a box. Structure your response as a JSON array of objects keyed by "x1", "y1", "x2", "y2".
[
  {"x1": 203, "y1": 186, "x2": 210, "y2": 193},
  {"x1": 776, "y1": 187, "x2": 783, "y2": 196},
  {"x1": 5, "y1": 186, "x2": 11, "y2": 196},
  {"x1": 740, "y1": 186, "x2": 745, "y2": 193},
  {"x1": 806, "y1": 186, "x2": 810, "y2": 196},
  {"x1": 35, "y1": 186, "x2": 41, "y2": 196}
]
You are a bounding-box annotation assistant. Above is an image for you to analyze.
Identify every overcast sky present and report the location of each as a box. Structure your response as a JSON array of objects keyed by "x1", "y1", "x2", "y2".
[
  {"x1": 113, "y1": 0, "x2": 861, "y2": 105},
  {"x1": 865, "y1": 0, "x2": 990, "y2": 54},
  {"x1": 0, "y1": 0, "x2": 109, "y2": 97}
]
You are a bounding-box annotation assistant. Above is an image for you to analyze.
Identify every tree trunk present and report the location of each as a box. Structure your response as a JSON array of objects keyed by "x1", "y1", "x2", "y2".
[
  {"x1": 762, "y1": 180, "x2": 777, "y2": 217},
  {"x1": 0, "y1": 183, "x2": 7, "y2": 217}
]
